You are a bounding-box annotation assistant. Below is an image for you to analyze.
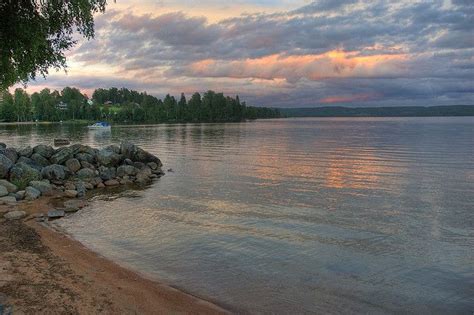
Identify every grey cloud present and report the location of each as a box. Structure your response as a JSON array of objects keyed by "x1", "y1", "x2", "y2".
[{"x1": 54, "y1": 1, "x2": 474, "y2": 107}]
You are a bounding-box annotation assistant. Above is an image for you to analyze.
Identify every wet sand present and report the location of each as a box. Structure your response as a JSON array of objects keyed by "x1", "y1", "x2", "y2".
[{"x1": 0, "y1": 197, "x2": 229, "y2": 314}]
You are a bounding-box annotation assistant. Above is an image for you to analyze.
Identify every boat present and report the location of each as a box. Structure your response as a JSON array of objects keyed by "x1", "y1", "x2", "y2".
[{"x1": 87, "y1": 122, "x2": 111, "y2": 130}]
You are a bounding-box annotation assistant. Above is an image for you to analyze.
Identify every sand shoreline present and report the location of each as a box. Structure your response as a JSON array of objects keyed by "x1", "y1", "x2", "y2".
[{"x1": 0, "y1": 197, "x2": 229, "y2": 314}]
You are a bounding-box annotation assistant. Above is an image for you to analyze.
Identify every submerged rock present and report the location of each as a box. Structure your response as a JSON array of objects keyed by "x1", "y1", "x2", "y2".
[
  {"x1": 47, "y1": 210, "x2": 65, "y2": 219},
  {"x1": 4, "y1": 210, "x2": 26, "y2": 220},
  {"x1": 64, "y1": 190, "x2": 78, "y2": 198}
]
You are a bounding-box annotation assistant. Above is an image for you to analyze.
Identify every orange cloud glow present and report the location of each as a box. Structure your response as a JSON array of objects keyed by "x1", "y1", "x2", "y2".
[{"x1": 184, "y1": 50, "x2": 408, "y2": 82}]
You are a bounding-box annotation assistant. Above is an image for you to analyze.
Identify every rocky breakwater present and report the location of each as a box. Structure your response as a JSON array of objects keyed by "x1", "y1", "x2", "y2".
[{"x1": 0, "y1": 142, "x2": 164, "y2": 220}]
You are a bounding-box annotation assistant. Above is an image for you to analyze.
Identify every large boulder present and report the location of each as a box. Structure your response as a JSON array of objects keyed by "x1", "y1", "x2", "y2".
[
  {"x1": 116, "y1": 165, "x2": 138, "y2": 177},
  {"x1": 18, "y1": 146, "x2": 33, "y2": 157},
  {"x1": 65, "y1": 158, "x2": 81, "y2": 173},
  {"x1": 41, "y1": 164, "x2": 67, "y2": 181},
  {"x1": 97, "y1": 149, "x2": 121, "y2": 167},
  {"x1": 16, "y1": 156, "x2": 43, "y2": 171},
  {"x1": 0, "y1": 185, "x2": 8, "y2": 197},
  {"x1": 0, "y1": 154, "x2": 13, "y2": 178},
  {"x1": 29, "y1": 180, "x2": 53, "y2": 196},
  {"x1": 31, "y1": 153, "x2": 50, "y2": 167},
  {"x1": 33, "y1": 144, "x2": 55, "y2": 158},
  {"x1": 120, "y1": 142, "x2": 161, "y2": 165},
  {"x1": 0, "y1": 179, "x2": 18, "y2": 193},
  {"x1": 25, "y1": 186, "x2": 41, "y2": 200},
  {"x1": 0, "y1": 148, "x2": 19, "y2": 163},
  {"x1": 75, "y1": 152, "x2": 95, "y2": 164},
  {"x1": 77, "y1": 168, "x2": 95, "y2": 179},
  {"x1": 9, "y1": 162, "x2": 41, "y2": 188},
  {"x1": 98, "y1": 166, "x2": 116, "y2": 181},
  {"x1": 50, "y1": 147, "x2": 74, "y2": 165}
]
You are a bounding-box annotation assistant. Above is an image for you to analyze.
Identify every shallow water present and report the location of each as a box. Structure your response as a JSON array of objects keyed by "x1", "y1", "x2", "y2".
[{"x1": 2, "y1": 117, "x2": 473, "y2": 313}]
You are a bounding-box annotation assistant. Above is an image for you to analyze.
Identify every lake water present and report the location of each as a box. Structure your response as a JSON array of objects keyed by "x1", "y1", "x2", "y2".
[{"x1": 1, "y1": 117, "x2": 473, "y2": 314}]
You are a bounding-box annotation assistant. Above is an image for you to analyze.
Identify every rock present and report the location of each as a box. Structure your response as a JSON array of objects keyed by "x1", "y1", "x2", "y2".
[
  {"x1": 97, "y1": 149, "x2": 121, "y2": 167},
  {"x1": 116, "y1": 165, "x2": 138, "y2": 177},
  {"x1": 64, "y1": 199, "x2": 87, "y2": 210},
  {"x1": 0, "y1": 186, "x2": 8, "y2": 197},
  {"x1": 50, "y1": 147, "x2": 74, "y2": 164},
  {"x1": 47, "y1": 210, "x2": 65, "y2": 219},
  {"x1": 124, "y1": 158, "x2": 133, "y2": 165},
  {"x1": 0, "y1": 154, "x2": 13, "y2": 178},
  {"x1": 4, "y1": 210, "x2": 26, "y2": 220},
  {"x1": 120, "y1": 141, "x2": 161, "y2": 165},
  {"x1": 119, "y1": 178, "x2": 133, "y2": 185},
  {"x1": 0, "y1": 143, "x2": 6, "y2": 149},
  {"x1": 29, "y1": 180, "x2": 53, "y2": 196},
  {"x1": 84, "y1": 182, "x2": 94, "y2": 190},
  {"x1": 64, "y1": 182, "x2": 75, "y2": 190},
  {"x1": 33, "y1": 144, "x2": 55, "y2": 158},
  {"x1": 65, "y1": 158, "x2": 81, "y2": 173},
  {"x1": 30, "y1": 153, "x2": 50, "y2": 167},
  {"x1": 147, "y1": 162, "x2": 158, "y2": 170},
  {"x1": 105, "y1": 145, "x2": 121, "y2": 154},
  {"x1": 64, "y1": 207, "x2": 79, "y2": 213},
  {"x1": 16, "y1": 156, "x2": 41, "y2": 170},
  {"x1": 77, "y1": 145, "x2": 97, "y2": 156},
  {"x1": 133, "y1": 162, "x2": 147, "y2": 170},
  {"x1": 77, "y1": 168, "x2": 95, "y2": 179},
  {"x1": 16, "y1": 190, "x2": 25, "y2": 200},
  {"x1": 0, "y1": 196, "x2": 17, "y2": 205},
  {"x1": 64, "y1": 190, "x2": 78, "y2": 198},
  {"x1": 104, "y1": 179, "x2": 120, "y2": 186},
  {"x1": 1, "y1": 148, "x2": 19, "y2": 163},
  {"x1": 89, "y1": 177, "x2": 103, "y2": 187},
  {"x1": 25, "y1": 186, "x2": 41, "y2": 200},
  {"x1": 41, "y1": 164, "x2": 67, "y2": 181},
  {"x1": 0, "y1": 179, "x2": 18, "y2": 193},
  {"x1": 135, "y1": 173, "x2": 151, "y2": 184},
  {"x1": 80, "y1": 161, "x2": 95, "y2": 170},
  {"x1": 9, "y1": 162, "x2": 41, "y2": 188},
  {"x1": 75, "y1": 181, "x2": 86, "y2": 197},
  {"x1": 54, "y1": 138, "x2": 70, "y2": 146},
  {"x1": 98, "y1": 166, "x2": 116, "y2": 181},
  {"x1": 75, "y1": 152, "x2": 95, "y2": 164},
  {"x1": 97, "y1": 182, "x2": 105, "y2": 188},
  {"x1": 18, "y1": 146, "x2": 33, "y2": 157}
]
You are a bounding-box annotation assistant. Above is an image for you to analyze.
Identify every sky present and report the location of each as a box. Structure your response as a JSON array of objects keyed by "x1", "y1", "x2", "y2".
[{"x1": 23, "y1": 0, "x2": 474, "y2": 107}]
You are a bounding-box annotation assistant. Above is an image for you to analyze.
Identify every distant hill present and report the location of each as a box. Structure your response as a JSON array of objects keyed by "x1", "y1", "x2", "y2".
[{"x1": 280, "y1": 105, "x2": 474, "y2": 117}]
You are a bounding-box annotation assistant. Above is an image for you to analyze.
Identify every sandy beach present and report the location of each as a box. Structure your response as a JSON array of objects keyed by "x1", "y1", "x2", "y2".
[{"x1": 0, "y1": 197, "x2": 229, "y2": 314}]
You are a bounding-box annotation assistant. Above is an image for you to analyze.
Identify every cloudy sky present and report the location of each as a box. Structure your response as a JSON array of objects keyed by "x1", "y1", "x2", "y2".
[{"x1": 25, "y1": 0, "x2": 473, "y2": 107}]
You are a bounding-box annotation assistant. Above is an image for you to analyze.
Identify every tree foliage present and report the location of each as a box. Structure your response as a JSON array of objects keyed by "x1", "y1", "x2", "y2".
[
  {"x1": 0, "y1": 0, "x2": 108, "y2": 89},
  {"x1": 0, "y1": 87, "x2": 281, "y2": 123}
]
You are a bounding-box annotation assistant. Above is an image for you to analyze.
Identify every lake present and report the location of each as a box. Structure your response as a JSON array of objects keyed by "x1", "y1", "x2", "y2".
[{"x1": 1, "y1": 117, "x2": 473, "y2": 314}]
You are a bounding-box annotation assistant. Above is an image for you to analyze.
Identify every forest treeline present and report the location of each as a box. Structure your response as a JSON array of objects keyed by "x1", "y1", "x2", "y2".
[{"x1": 0, "y1": 87, "x2": 281, "y2": 123}]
